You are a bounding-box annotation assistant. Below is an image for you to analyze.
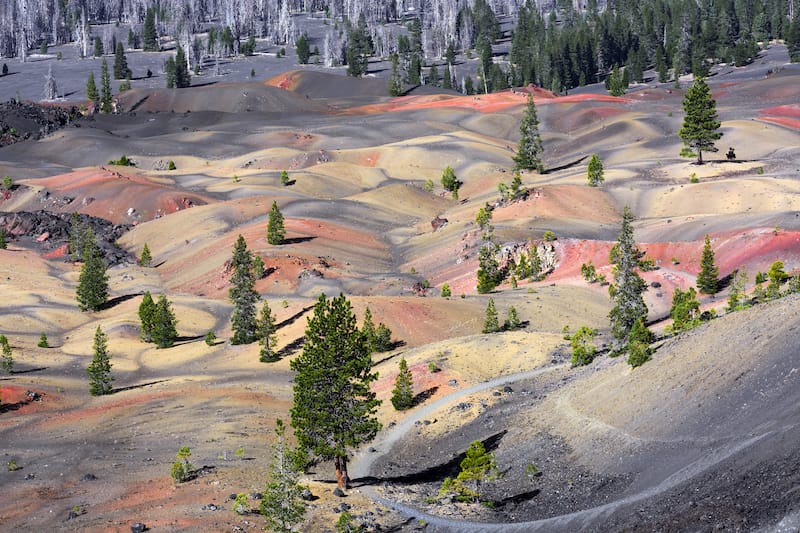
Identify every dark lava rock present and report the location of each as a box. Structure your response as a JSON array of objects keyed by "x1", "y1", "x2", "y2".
[
  {"x1": 81, "y1": 473, "x2": 97, "y2": 481},
  {"x1": 249, "y1": 491, "x2": 263, "y2": 500},
  {"x1": 332, "y1": 487, "x2": 346, "y2": 497},
  {"x1": 301, "y1": 488, "x2": 314, "y2": 501},
  {"x1": 66, "y1": 511, "x2": 79, "y2": 521},
  {"x1": 0, "y1": 100, "x2": 77, "y2": 148},
  {"x1": 448, "y1": 379, "x2": 458, "y2": 387},
  {"x1": 651, "y1": 281, "x2": 662, "y2": 288},
  {"x1": 130, "y1": 522, "x2": 148, "y2": 533},
  {"x1": 24, "y1": 473, "x2": 35, "y2": 480}
]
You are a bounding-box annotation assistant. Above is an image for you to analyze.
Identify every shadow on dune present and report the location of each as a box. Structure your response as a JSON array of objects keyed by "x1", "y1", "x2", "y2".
[
  {"x1": 276, "y1": 305, "x2": 314, "y2": 330},
  {"x1": 274, "y1": 336, "x2": 305, "y2": 359},
  {"x1": 349, "y1": 430, "x2": 508, "y2": 487},
  {"x1": 282, "y1": 236, "x2": 315, "y2": 245},
  {"x1": 98, "y1": 293, "x2": 143, "y2": 311},
  {"x1": 111, "y1": 379, "x2": 170, "y2": 394},
  {"x1": 413, "y1": 386, "x2": 439, "y2": 407},
  {"x1": 10, "y1": 367, "x2": 48, "y2": 375},
  {"x1": 542, "y1": 155, "x2": 589, "y2": 174}
]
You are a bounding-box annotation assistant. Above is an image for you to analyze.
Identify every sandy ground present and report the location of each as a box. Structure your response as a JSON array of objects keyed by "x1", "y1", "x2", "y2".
[{"x1": 1, "y1": 43, "x2": 800, "y2": 531}]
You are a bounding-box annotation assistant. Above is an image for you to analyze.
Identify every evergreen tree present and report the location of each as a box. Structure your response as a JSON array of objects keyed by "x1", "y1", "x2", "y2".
[
  {"x1": 570, "y1": 326, "x2": 597, "y2": 366},
  {"x1": 86, "y1": 71, "x2": 98, "y2": 106},
  {"x1": 258, "y1": 300, "x2": 278, "y2": 362},
  {"x1": 504, "y1": 305, "x2": 521, "y2": 330},
  {"x1": 93, "y1": 36, "x2": 104, "y2": 57},
  {"x1": 253, "y1": 255, "x2": 265, "y2": 279},
  {"x1": 361, "y1": 307, "x2": 377, "y2": 352},
  {"x1": 513, "y1": 94, "x2": 544, "y2": 172},
  {"x1": 0, "y1": 334, "x2": 12, "y2": 374},
  {"x1": 113, "y1": 42, "x2": 130, "y2": 79},
  {"x1": 267, "y1": 201, "x2": 286, "y2": 245},
  {"x1": 151, "y1": 294, "x2": 178, "y2": 348},
  {"x1": 440, "y1": 165, "x2": 458, "y2": 194},
  {"x1": 38, "y1": 332, "x2": 49, "y2": 348},
  {"x1": 679, "y1": 77, "x2": 722, "y2": 164},
  {"x1": 726, "y1": 268, "x2": 749, "y2": 312},
  {"x1": 165, "y1": 56, "x2": 176, "y2": 88},
  {"x1": 76, "y1": 230, "x2": 109, "y2": 312},
  {"x1": 261, "y1": 419, "x2": 307, "y2": 532},
  {"x1": 100, "y1": 58, "x2": 112, "y2": 113},
  {"x1": 0, "y1": 227, "x2": 6, "y2": 250},
  {"x1": 477, "y1": 243, "x2": 502, "y2": 293},
  {"x1": 138, "y1": 291, "x2": 157, "y2": 342},
  {"x1": 229, "y1": 235, "x2": 259, "y2": 345},
  {"x1": 87, "y1": 326, "x2": 113, "y2": 395},
  {"x1": 669, "y1": 286, "x2": 700, "y2": 332},
  {"x1": 390, "y1": 357, "x2": 414, "y2": 410},
  {"x1": 587, "y1": 154, "x2": 604, "y2": 186},
  {"x1": 482, "y1": 298, "x2": 500, "y2": 333},
  {"x1": 696, "y1": 235, "x2": 719, "y2": 294},
  {"x1": 69, "y1": 212, "x2": 88, "y2": 261},
  {"x1": 296, "y1": 34, "x2": 310, "y2": 64},
  {"x1": 139, "y1": 243, "x2": 152, "y2": 266},
  {"x1": 608, "y1": 206, "x2": 648, "y2": 354},
  {"x1": 441, "y1": 283, "x2": 451, "y2": 297},
  {"x1": 439, "y1": 440, "x2": 499, "y2": 502},
  {"x1": 346, "y1": 14, "x2": 371, "y2": 77},
  {"x1": 174, "y1": 45, "x2": 191, "y2": 88},
  {"x1": 142, "y1": 7, "x2": 159, "y2": 51},
  {"x1": 389, "y1": 53, "x2": 403, "y2": 96},
  {"x1": 290, "y1": 293, "x2": 381, "y2": 489}
]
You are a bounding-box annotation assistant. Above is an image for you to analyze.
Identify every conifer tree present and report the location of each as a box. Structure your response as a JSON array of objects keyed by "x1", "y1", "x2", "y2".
[
  {"x1": 267, "y1": 201, "x2": 286, "y2": 245},
  {"x1": 670, "y1": 287, "x2": 700, "y2": 332},
  {"x1": 69, "y1": 212, "x2": 88, "y2": 261},
  {"x1": 229, "y1": 235, "x2": 259, "y2": 345},
  {"x1": 151, "y1": 294, "x2": 178, "y2": 348},
  {"x1": 679, "y1": 77, "x2": 722, "y2": 164},
  {"x1": 361, "y1": 307, "x2": 377, "y2": 352},
  {"x1": 477, "y1": 243, "x2": 502, "y2": 293},
  {"x1": 482, "y1": 298, "x2": 500, "y2": 333},
  {"x1": 139, "y1": 243, "x2": 152, "y2": 266},
  {"x1": 261, "y1": 419, "x2": 306, "y2": 532},
  {"x1": 696, "y1": 235, "x2": 719, "y2": 294},
  {"x1": 258, "y1": 300, "x2": 278, "y2": 362},
  {"x1": 290, "y1": 293, "x2": 380, "y2": 489},
  {"x1": 441, "y1": 283, "x2": 451, "y2": 297},
  {"x1": 38, "y1": 332, "x2": 49, "y2": 348},
  {"x1": 0, "y1": 334, "x2": 13, "y2": 374},
  {"x1": 113, "y1": 42, "x2": 130, "y2": 79},
  {"x1": 296, "y1": 34, "x2": 311, "y2": 64},
  {"x1": 439, "y1": 440, "x2": 499, "y2": 502},
  {"x1": 142, "y1": 7, "x2": 158, "y2": 51},
  {"x1": 726, "y1": 268, "x2": 749, "y2": 312},
  {"x1": 86, "y1": 71, "x2": 98, "y2": 106},
  {"x1": 587, "y1": 154, "x2": 604, "y2": 186},
  {"x1": 138, "y1": 291, "x2": 157, "y2": 342},
  {"x1": 100, "y1": 58, "x2": 112, "y2": 113},
  {"x1": 0, "y1": 227, "x2": 6, "y2": 250},
  {"x1": 626, "y1": 317, "x2": 653, "y2": 368},
  {"x1": 93, "y1": 36, "x2": 104, "y2": 57},
  {"x1": 174, "y1": 45, "x2": 191, "y2": 88},
  {"x1": 391, "y1": 357, "x2": 414, "y2": 410},
  {"x1": 87, "y1": 326, "x2": 113, "y2": 395},
  {"x1": 513, "y1": 94, "x2": 544, "y2": 172},
  {"x1": 608, "y1": 206, "x2": 648, "y2": 354},
  {"x1": 253, "y1": 255, "x2": 265, "y2": 279},
  {"x1": 76, "y1": 229, "x2": 109, "y2": 312},
  {"x1": 165, "y1": 56, "x2": 176, "y2": 88},
  {"x1": 504, "y1": 305, "x2": 521, "y2": 330}
]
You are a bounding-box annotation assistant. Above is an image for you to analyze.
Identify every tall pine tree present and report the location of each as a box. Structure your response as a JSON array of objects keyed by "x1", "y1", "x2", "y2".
[
  {"x1": 696, "y1": 235, "x2": 719, "y2": 294},
  {"x1": 142, "y1": 7, "x2": 158, "y2": 51},
  {"x1": 151, "y1": 294, "x2": 178, "y2": 348},
  {"x1": 261, "y1": 419, "x2": 306, "y2": 532},
  {"x1": 608, "y1": 206, "x2": 648, "y2": 354},
  {"x1": 258, "y1": 300, "x2": 278, "y2": 362},
  {"x1": 391, "y1": 357, "x2": 414, "y2": 410},
  {"x1": 113, "y1": 42, "x2": 130, "y2": 79},
  {"x1": 290, "y1": 293, "x2": 380, "y2": 489},
  {"x1": 76, "y1": 229, "x2": 109, "y2": 312},
  {"x1": 513, "y1": 94, "x2": 544, "y2": 172},
  {"x1": 229, "y1": 235, "x2": 259, "y2": 345},
  {"x1": 87, "y1": 326, "x2": 113, "y2": 396},
  {"x1": 100, "y1": 58, "x2": 112, "y2": 113},
  {"x1": 679, "y1": 77, "x2": 722, "y2": 164},
  {"x1": 86, "y1": 71, "x2": 98, "y2": 106},
  {"x1": 267, "y1": 201, "x2": 285, "y2": 245},
  {"x1": 138, "y1": 291, "x2": 157, "y2": 342},
  {"x1": 0, "y1": 334, "x2": 13, "y2": 374}
]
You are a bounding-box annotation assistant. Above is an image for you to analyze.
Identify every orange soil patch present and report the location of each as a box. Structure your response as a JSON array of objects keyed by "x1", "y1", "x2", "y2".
[
  {"x1": 758, "y1": 116, "x2": 800, "y2": 130},
  {"x1": 42, "y1": 243, "x2": 69, "y2": 259},
  {"x1": 26, "y1": 168, "x2": 211, "y2": 223},
  {"x1": 265, "y1": 71, "x2": 300, "y2": 91},
  {"x1": 758, "y1": 104, "x2": 800, "y2": 129}
]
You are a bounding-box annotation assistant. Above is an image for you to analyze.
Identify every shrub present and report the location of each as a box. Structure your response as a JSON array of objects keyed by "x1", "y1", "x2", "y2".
[
  {"x1": 280, "y1": 170, "x2": 290, "y2": 185},
  {"x1": 37, "y1": 333, "x2": 49, "y2": 348},
  {"x1": 1, "y1": 175, "x2": 12, "y2": 191},
  {"x1": 570, "y1": 326, "x2": 597, "y2": 366},
  {"x1": 440, "y1": 283, "x2": 451, "y2": 297},
  {"x1": 204, "y1": 331, "x2": 216, "y2": 346},
  {"x1": 170, "y1": 446, "x2": 193, "y2": 483},
  {"x1": 543, "y1": 230, "x2": 556, "y2": 242},
  {"x1": 109, "y1": 155, "x2": 135, "y2": 166},
  {"x1": 232, "y1": 493, "x2": 249, "y2": 514},
  {"x1": 167, "y1": 160, "x2": 176, "y2": 170},
  {"x1": 7, "y1": 460, "x2": 19, "y2": 471},
  {"x1": 427, "y1": 361, "x2": 441, "y2": 373}
]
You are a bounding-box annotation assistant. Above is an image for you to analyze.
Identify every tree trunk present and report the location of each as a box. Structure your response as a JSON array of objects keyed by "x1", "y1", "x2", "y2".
[
  {"x1": 334, "y1": 456, "x2": 350, "y2": 489},
  {"x1": 698, "y1": 149, "x2": 703, "y2": 164}
]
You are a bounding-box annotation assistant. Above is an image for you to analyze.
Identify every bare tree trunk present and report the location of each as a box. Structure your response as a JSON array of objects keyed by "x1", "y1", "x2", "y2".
[{"x1": 334, "y1": 456, "x2": 350, "y2": 489}]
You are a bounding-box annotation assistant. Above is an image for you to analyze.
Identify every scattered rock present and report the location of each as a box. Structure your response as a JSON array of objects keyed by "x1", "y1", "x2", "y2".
[
  {"x1": 24, "y1": 473, "x2": 35, "y2": 480},
  {"x1": 81, "y1": 473, "x2": 97, "y2": 481},
  {"x1": 301, "y1": 488, "x2": 314, "y2": 501},
  {"x1": 332, "y1": 487, "x2": 346, "y2": 497},
  {"x1": 66, "y1": 510, "x2": 79, "y2": 521},
  {"x1": 368, "y1": 447, "x2": 377, "y2": 453},
  {"x1": 448, "y1": 379, "x2": 458, "y2": 387},
  {"x1": 201, "y1": 503, "x2": 218, "y2": 511},
  {"x1": 228, "y1": 493, "x2": 238, "y2": 501},
  {"x1": 431, "y1": 216, "x2": 448, "y2": 231},
  {"x1": 249, "y1": 492, "x2": 263, "y2": 500},
  {"x1": 651, "y1": 281, "x2": 662, "y2": 288},
  {"x1": 493, "y1": 390, "x2": 502, "y2": 396},
  {"x1": 130, "y1": 522, "x2": 147, "y2": 533},
  {"x1": 298, "y1": 268, "x2": 324, "y2": 280},
  {"x1": 25, "y1": 390, "x2": 43, "y2": 401},
  {"x1": 503, "y1": 385, "x2": 513, "y2": 393}
]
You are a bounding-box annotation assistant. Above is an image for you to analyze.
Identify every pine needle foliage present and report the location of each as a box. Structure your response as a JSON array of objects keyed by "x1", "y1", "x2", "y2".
[
  {"x1": 678, "y1": 77, "x2": 722, "y2": 164},
  {"x1": 261, "y1": 419, "x2": 307, "y2": 532},
  {"x1": 258, "y1": 300, "x2": 278, "y2": 362},
  {"x1": 391, "y1": 357, "x2": 414, "y2": 410},
  {"x1": 87, "y1": 326, "x2": 113, "y2": 395},
  {"x1": 696, "y1": 235, "x2": 719, "y2": 294},
  {"x1": 513, "y1": 94, "x2": 544, "y2": 172},
  {"x1": 229, "y1": 235, "x2": 259, "y2": 345},
  {"x1": 76, "y1": 229, "x2": 109, "y2": 312},
  {"x1": 267, "y1": 201, "x2": 286, "y2": 245}
]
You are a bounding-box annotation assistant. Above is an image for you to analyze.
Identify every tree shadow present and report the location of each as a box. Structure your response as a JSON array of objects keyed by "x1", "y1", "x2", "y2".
[
  {"x1": 350, "y1": 430, "x2": 508, "y2": 487},
  {"x1": 10, "y1": 367, "x2": 48, "y2": 375},
  {"x1": 174, "y1": 334, "x2": 206, "y2": 345},
  {"x1": 97, "y1": 292, "x2": 143, "y2": 311},
  {"x1": 190, "y1": 81, "x2": 219, "y2": 88},
  {"x1": 490, "y1": 489, "x2": 541, "y2": 508},
  {"x1": 541, "y1": 155, "x2": 589, "y2": 174},
  {"x1": 276, "y1": 305, "x2": 314, "y2": 330},
  {"x1": 282, "y1": 236, "x2": 315, "y2": 245},
  {"x1": 412, "y1": 386, "x2": 438, "y2": 407},
  {"x1": 0, "y1": 400, "x2": 28, "y2": 413},
  {"x1": 111, "y1": 379, "x2": 170, "y2": 394},
  {"x1": 274, "y1": 336, "x2": 305, "y2": 359}
]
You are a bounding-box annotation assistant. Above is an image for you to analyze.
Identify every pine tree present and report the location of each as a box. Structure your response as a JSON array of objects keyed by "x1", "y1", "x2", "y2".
[
  {"x1": 513, "y1": 94, "x2": 544, "y2": 172},
  {"x1": 696, "y1": 235, "x2": 719, "y2": 294},
  {"x1": 570, "y1": 326, "x2": 597, "y2": 366},
  {"x1": 261, "y1": 419, "x2": 306, "y2": 532},
  {"x1": 608, "y1": 206, "x2": 648, "y2": 354},
  {"x1": 229, "y1": 235, "x2": 259, "y2": 345},
  {"x1": 0, "y1": 334, "x2": 13, "y2": 374},
  {"x1": 93, "y1": 36, "x2": 104, "y2": 57},
  {"x1": 113, "y1": 42, "x2": 130, "y2": 79},
  {"x1": 726, "y1": 268, "x2": 749, "y2": 312},
  {"x1": 138, "y1": 291, "x2": 157, "y2": 342},
  {"x1": 86, "y1": 71, "x2": 98, "y2": 105},
  {"x1": 669, "y1": 287, "x2": 700, "y2": 332},
  {"x1": 504, "y1": 305, "x2": 521, "y2": 330},
  {"x1": 477, "y1": 243, "x2": 501, "y2": 294},
  {"x1": 38, "y1": 332, "x2": 49, "y2": 348},
  {"x1": 69, "y1": 212, "x2": 88, "y2": 261},
  {"x1": 439, "y1": 440, "x2": 499, "y2": 502},
  {"x1": 253, "y1": 255, "x2": 265, "y2": 279},
  {"x1": 87, "y1": 326, "x2": 113, "y2": 395},
  {"x1": 267, "y1": 201, "x2": 285, "y2": 245},
  {"x1": 296, "y1": 34, "x2": 311, "y2": 64},
  {"x1": 0, "y1": 227, "x2": 6, "y2": 249},
  {"x1": 391, "y1": 357, "x2": 414, "y2": 410},
  {"x1": 361, "y1": 307, "x2": 377, "y2": 352},
  {"x1": 258, "y1": 301, "x2": 278, "y2": 362},
  {"x1": 151, "y1": 294, "x2": 178, "y2": 348},
  {"x1": 139, "y1": 243, "x2": 152, "y2": 266},
  {"x1": 587, "y1": 154, "x2": 604, "y2": 186},
  {"x1": 290, "y1": 293, "x2": 381, "y2": 489},
  {"x1": 165, "y1": 56, "x2": 176, "y2": 88},
  {"x1": 389, "y1": 53, "x2": 403, "y2": 96},
  {"x1": 100, "y1": 58, "x2": 112, "y2": 113},
  {"x1": 679, "y1": 77, "x2": 722, "y2": 164},
  {"x1": 440, "y1": 165, "x2": 458, "y2": 194},
  {"x1": 142, "y1": 7, "x2": 158, "y2": 51},
  {"x1": 76, "y1": 230, "x2": 109, "y2": 312},
  {"x1": 174, "y1": 45, "x2": 191, "y2": 88},
  {"x1": 482, "y1": 298, "x2": 500, "y2": 333}
]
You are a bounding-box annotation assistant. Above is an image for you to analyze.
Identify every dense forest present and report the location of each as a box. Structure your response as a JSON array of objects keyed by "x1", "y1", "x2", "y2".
[{"x1": 1, "y1": 0, "x2": 798, "y2": 93}]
